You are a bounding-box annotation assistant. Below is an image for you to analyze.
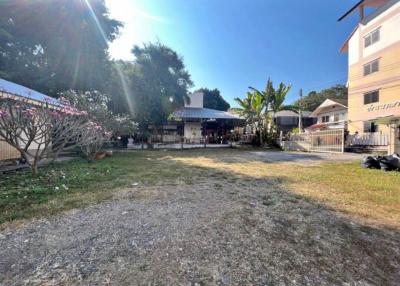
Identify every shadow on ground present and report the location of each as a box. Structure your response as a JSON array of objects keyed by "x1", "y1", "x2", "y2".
[{"x1": 0, "y1": 150, "x2": 399, "y2": 285}]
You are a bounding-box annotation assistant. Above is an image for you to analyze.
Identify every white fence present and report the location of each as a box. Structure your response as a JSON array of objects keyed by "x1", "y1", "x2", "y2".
[
  {"x1": 282, "y1": 130, "x2": 390, "y2": 154},
  {"x1": 347, "y1": 132, "x2": 389, "y2": 146},
  {"x1": 282, "y1": 129, "x2": 345, "y2": 153}
]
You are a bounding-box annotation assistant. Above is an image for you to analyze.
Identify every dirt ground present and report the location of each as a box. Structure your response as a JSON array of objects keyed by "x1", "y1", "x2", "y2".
[{"x1": 0, "y1": 150, "x2": 399, "y2": 285}]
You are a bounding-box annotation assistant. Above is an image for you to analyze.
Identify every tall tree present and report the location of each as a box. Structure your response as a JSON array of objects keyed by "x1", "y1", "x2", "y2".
[
  {"x1": 293, "y1": 85, "x2": 348, "y2": 111},
  {"x1": 106, "y1": 60, "x2": 136, "y2": 115},
  {"x1": 0, "y1": 0, "x2": 121, "y2": 97},
  {"x1": 129, "y1": 42, "x2": 193, "y2": 131},
  {"x1": 197, "y1": 88, "x2": 230, "y2": 111}
]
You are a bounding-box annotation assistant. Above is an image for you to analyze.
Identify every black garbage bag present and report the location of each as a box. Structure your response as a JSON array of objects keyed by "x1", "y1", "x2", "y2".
[
  {"x1": 391, "y1": 153, "x2": 400, "y2": 169},
  {"x1": 378, "y1": 154, "x2": 400, "y2": 171},
  {"x1": 361, "y1": 156, "x2": 381, "y2": 169}
]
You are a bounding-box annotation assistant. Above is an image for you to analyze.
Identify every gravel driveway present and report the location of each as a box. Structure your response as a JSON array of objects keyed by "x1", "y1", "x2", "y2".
[{"x1": 1, "y1": 151, "x2": 399, "y2": 285}]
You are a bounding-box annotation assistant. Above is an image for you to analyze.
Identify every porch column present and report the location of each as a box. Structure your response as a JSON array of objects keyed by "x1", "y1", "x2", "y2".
[
  {"x1": 395, "y1": 124, "x2": 400, "y2": 154},
  {"x1": 388, "y1": 124, "x2": 398, "y2": 154}
]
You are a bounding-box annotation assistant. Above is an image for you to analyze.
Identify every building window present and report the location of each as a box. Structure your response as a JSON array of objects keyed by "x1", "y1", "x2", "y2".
[
  {"x1": 321, "y1": 115, "x2": 330, "y2": 123},
  {"x1": 334, "y1": 114, "x2": 340, "y2": 122},
  {"x1": 364, "y1": 28, "x2": 380, "y2": 48},
  {"x1": 363, "y1": 59, "x2": 379, "y2": 76},
  {"x1": 364, "y1": 122, "x2": 378, "y2": 133},
  {"x1": 364, "y1": 90, "x2": 379, "y2": 104}
]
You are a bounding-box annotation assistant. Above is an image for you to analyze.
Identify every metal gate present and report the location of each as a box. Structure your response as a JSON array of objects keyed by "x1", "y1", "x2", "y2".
[{"x1": 282, "y1": 129, "x2": 345, "y2": 153}]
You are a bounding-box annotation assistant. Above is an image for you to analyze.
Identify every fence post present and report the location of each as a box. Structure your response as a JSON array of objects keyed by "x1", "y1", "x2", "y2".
[{"x1": 341, "y1": 129, "x2": 345, "y2": 153}]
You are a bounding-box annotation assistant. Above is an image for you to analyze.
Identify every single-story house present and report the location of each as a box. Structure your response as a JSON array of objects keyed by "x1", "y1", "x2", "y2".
[
  {"x1": 306, "y1": 99, "x2": 348, "y2": 131},
  {"x1": 274, "y1": 110, "x2": 316, "y2": 133},
  {"x1": 150, "y1": 92, "x2": 244, "y2": 144},
  {"x1": 0, "y1": 78, "x2": 57, "y2": 161}
]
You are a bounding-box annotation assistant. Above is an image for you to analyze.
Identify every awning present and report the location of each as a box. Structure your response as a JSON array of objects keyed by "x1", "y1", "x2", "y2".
[{"x1": 372, "y1": 115, "x2": 400, "y2": 125}]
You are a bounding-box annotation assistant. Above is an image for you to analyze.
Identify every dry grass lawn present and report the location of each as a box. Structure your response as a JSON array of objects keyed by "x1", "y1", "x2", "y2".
[
  {"x1": 1, "y1": 148, "x2": 399, "y2": 228},
  {"x1": 1, "y1": 149, "x2": 400, "y2": 285},
  {"x1": 172, "y1": 150, "x2": 400, "y2": 229}
]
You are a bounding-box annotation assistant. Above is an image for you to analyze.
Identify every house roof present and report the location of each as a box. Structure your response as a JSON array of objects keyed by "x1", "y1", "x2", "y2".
[
  {"x1": 338, "y1": 0, "x2": 391, "y2": 21},
  {"x1": 340, "y1": 26, "x2": 358, "y2": 53},
  {"x1": 310, "y1": 99, "x2": 348, "y2": 117},
  {"x1": 306, "y1": 123, "x2": 328, "y2": 130},
  {"x1": 0, "y1": 78, "x2": 57, "y2": 104},
  {"x1": 171, "y1": 107, "x2": 243, "y2": 120},
  {"x1": 274, "y1": 110, "x2": 313, "y2": 117},
  {"x1": 338, "y1": 0, "x2": 366, "y2": 22}
]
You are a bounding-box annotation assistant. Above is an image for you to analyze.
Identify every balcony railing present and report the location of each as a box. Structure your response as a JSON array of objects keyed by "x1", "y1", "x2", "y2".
[{"x1": 347, "y1": 132, "x2": 389, "y2": 146}]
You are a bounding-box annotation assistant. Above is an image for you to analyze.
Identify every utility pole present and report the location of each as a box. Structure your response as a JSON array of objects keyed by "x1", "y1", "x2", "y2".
[{"x1": 298, "y1": 88, "x2": 303, "y2": 132}]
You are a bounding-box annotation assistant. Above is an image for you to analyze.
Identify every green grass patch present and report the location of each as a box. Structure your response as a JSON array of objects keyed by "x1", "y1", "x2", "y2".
[{"x1": 0, "y1": 151, "x2": 197, "y2": 225}]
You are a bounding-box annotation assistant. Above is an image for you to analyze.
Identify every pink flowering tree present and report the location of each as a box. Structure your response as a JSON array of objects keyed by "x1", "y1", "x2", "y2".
[
  {"x1": 79, "y1": 121, "x2": 112, "y2": 161},
  {"x1": 60, "y1": 90, "x2": 137, "y2": 136},
  {"x1": 0, "y1": 95, "x2": 105, "y2": 175}
]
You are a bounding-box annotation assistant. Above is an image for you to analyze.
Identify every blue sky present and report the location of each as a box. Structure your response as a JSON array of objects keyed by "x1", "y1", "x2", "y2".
[{"x1": 105, "y1": 0, "x2": 360, "y2": 107}]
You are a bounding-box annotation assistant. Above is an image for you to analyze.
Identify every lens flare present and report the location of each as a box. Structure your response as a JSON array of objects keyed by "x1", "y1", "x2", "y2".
[{"x1": 83, "y1": 0, "x2": 134, "y2": 116}]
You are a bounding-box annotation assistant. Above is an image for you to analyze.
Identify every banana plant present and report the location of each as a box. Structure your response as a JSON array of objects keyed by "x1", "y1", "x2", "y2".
[
  {"x1": 234, "y1": 92, "x2": 255, "y2": 123},
  {"x1": 270, "y1": 82, "x2": 297, "y2": 133},
  {"x1": 236, "y1": 78, "x2": 295, "y2": 145}
]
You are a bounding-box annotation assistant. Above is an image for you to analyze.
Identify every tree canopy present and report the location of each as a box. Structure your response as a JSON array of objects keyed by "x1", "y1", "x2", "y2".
[
  {"x1": 294, "y1": 85, "x2": 348, "y2": 111},
  {"x1": 0, "y1": 0, "x2": 197, "y2": 133},
  {"x1": 0, "y1": 0, "x2": 121, "y2": 97},
  {"x1": 129, "y1": 42, "x2": 193, "y2": 129},
  {"x1": 197, "y1": 88, "x2": 230, "y2": 111}
]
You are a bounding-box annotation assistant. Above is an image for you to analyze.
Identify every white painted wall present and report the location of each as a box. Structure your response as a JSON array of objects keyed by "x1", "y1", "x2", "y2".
[
  {"x1": 349, "y1": 28, "x2": 361, "y2": 65},
  {"x1": 185, "y1": 92, "x2": 204, "y2": 108},
  {"x1": 317, "y1": 109, "x2": 348, "y2": 124},
  {"x1": 184, "y1": 122, "x2": 202, "y2": 143}
]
